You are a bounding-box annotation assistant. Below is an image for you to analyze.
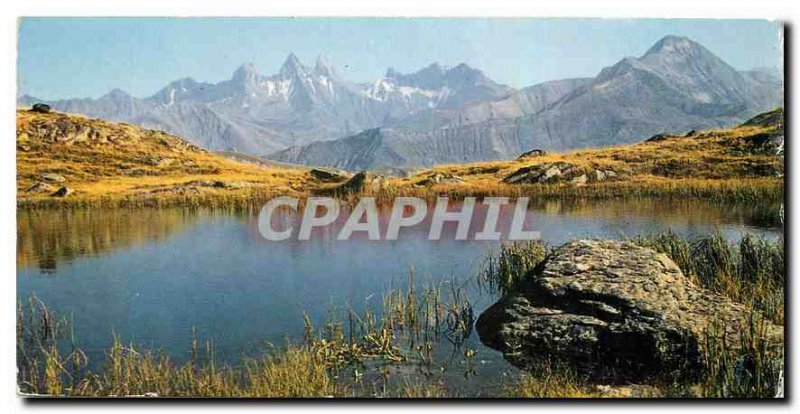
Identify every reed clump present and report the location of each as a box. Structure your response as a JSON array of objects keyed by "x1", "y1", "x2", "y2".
[
  {"x1": 17, "y1": 275, "x2": 475, "y2": 398},
  {"x1": 634, "y1": 231, "x2": 784, "y2": 323},
  {"x1": 665, "y1": 314, "x2": 784, "y2": 398},
  {"x1": 478, "y1": 241, "x2": 550, "y2": 297}
]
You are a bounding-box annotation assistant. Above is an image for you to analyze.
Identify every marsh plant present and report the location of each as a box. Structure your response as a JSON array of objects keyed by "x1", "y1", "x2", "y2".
[
  {"x1": 478, "y1": 240, "x2": 550, "y2": 297},
  {"x1": 16, "y1": 274, "x2": 475, "y2": 397},
  {"x1": 634, "y1": 231, "x2": 784, "y2": 323}
]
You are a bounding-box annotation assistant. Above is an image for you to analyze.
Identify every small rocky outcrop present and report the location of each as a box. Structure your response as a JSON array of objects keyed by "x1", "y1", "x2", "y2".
[
  {"x1": 504, "y1": 162, "x2": 618, "y2": 185},
  {"x1": 309, "y1": 167, "x2": 350, "y2": 183},
  {"x1": 185, "y1": 180, "x2": 254, "y2": 189},
  {"x1": 517, "y1": 149, "x2": 547, "y2": 159},
  {"x1": 415, "y1": 172, "x2": 463, "y2": 186},
  {"x1": 741, "y1": 107, "x2": 783, "y2": 129},
  {"x1": 143, "y1": 155, "x2": 175, "y2": 167},
  {"x1": 745, "y1": 132, "x2": 785, "y2": 157},
  {"x1": 30, "y1": 103, "x2": 52, "y2": 114},
  {"x1": 645, "y1": 133, "x2": 678, "y2": 143},
  {"x1": 39, "y1": 173, "x2": 66, "y2": 183},
  {"x1": 464, "y1": 165, "x2": 501, "y2": 175},
  {"x1": 25, "y1": 182, "x2": 57, "y2": 193},
  {"x1": 51, "y1": 186, "x2": 73, "y2": 197},
  {"x1": 335, "y1": 171, "x2": 387, "y2": 194},
  {"x1": 504, "y1": 162, "x2": 580, "y2": 184},
  {"x1": 476, "y1": 239, "x2": 782, "y2": 383},
  {"x1": 143, "y1": 180, "x2": 255, "y2": 195}
]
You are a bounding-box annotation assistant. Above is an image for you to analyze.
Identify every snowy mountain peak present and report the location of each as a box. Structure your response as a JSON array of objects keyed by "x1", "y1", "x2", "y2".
[
  {"x1": 101, "y1": 88, "x2": 133, "y2": 100},
  {"x1": 644, "y1": 35, "x2": 700, "y2": 57},
  {"x1": 280, "y1": 53, "x2": 307, "y2": 78},
  {"x1": 232, "y1": 63, "x2": 260, "y2": 82}
]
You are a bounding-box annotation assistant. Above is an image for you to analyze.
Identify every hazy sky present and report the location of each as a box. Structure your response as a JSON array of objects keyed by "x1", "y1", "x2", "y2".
[{"x1": 18, "y1": 17, "x2": 783, "y2": 99}]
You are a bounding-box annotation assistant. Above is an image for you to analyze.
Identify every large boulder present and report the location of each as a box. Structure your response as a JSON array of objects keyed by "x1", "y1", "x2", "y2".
[{"x1": 476, "y1": 239, "x2": 782, "y2": 383}]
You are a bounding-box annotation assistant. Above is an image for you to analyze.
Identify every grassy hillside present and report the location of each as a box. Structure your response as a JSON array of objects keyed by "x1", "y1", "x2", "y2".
[
  {"x1": 16, "y1": 108, "x2": 784, "y2": 207},
  {"x1": 390, "y1": 108, "x2": 784, "y2": 201},
  {"x1": 16, "y1": 110, "x2": 312, "y2": 207}
]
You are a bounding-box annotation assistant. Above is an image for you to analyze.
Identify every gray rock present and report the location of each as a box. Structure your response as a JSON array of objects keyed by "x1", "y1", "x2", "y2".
[
  {"x1": 571, "y1": 174, "x2": 588, "y2": 185},
  {"x1": 39, "y1": 173, "x2": 66, "y2": 183},
  {"x1": 184, "y1": 179, "x2": 253, "y2": 189},
  {"x1": 25, "y1": 182, "x2": 57, "y2": 193},
  {"x1": 504, "y1": 162, "x2": 582, "y2": 184},
  {"x1": 594, "y1": 169, "x2": 606, "y2": 182},
  {"x1": 51, "y1": 187, "x2": 73, "y2": 197},
  {"x1": 30, "y1": 103, "x2": 51, "y2": 114},
  {"x1": 309, "y1": 167, "x2": 349, "y2": 183},
  {"x1": 645, "y1": 133, "x2": 675, "y2": 143},
  {"x1": 517, "y1": 149, "x2": 547, "y2": 159},
  {"x1": 476, "y1": 239, "x2": 782, "y2": 383},
  {"x1": 335, "y1": 171, "x2": 386, "y2": 194},
  {"x1": 416, "y1": 172, "x2": 463, "y2": 186}
]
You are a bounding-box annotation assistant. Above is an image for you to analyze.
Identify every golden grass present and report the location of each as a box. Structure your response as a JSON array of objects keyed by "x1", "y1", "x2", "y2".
[
  {"x1": 389, "y1": 122, "x2": 783, "y2": 202},
  {"x1": 16, "y1": 110, "x2": 313, "y2": 208},
  {"x1": 17, "y1": 109, "x2": 784, "y2": 207}
]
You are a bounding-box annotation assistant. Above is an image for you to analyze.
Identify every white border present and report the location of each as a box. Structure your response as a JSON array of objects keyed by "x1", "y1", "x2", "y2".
[{"x1": 2, "y1": 1, "x2": 797, "y2": 413}]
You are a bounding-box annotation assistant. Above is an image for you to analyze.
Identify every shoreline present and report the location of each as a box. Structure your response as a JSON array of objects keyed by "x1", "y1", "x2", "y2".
[{"x1": 16, "y1": 177, "x2": 784, "y2": 210}]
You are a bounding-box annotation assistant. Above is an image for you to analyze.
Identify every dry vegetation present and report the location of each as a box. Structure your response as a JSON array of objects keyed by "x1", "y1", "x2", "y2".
[
  {"x1": 393, "y1": 108, "x2": 784, "y2": 202},
  {"x1": 16, "y1": 110, "x2": 312, "y2": 208},
  {"x1": 17, "y1": 108, "x2": 784, "y2": 208}
]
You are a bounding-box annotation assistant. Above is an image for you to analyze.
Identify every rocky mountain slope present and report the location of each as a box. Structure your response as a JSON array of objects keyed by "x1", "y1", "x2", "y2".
[
  {"x1": 16, "y1": 109, "x2": 309, "y2": 206},
  {"x1": 268, "y1": 36, "x2": 783, "y2": 170}
]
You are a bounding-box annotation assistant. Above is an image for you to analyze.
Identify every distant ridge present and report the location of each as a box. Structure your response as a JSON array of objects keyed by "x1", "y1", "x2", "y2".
[{"x1": 267, "y1": 36, "x2": 783, "y2": 170}]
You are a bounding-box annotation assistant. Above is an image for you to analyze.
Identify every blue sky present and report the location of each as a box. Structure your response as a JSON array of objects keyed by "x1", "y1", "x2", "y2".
[{"x1": 18, "y1": 17, "x2": 783, "y2": 99}]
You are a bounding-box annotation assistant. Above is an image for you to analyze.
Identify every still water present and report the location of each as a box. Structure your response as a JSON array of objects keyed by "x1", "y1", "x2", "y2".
[{"x1": 17, "y1": 198, "x2": 782, "y2": 392}]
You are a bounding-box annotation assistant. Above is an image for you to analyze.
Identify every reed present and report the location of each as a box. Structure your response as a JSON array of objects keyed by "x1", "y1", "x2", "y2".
[
  {"x1": 478, "y1": 241, "x2": 550, "y2": 297},
  {"x1": 16, "y1": 274, "x2": 474, "y2": 398},
  {"x1": 634, "y1": 231, "x2": 784, "y2": 323},
  {"x1": 665, "y1": 314, "x2": 784, "y2": 398}
]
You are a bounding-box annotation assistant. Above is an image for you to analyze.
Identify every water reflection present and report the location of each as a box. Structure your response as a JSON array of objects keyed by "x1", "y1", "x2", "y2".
[
  {"x1": 16, "y1": 198, "x2": 783, "y2": 389},
  {"x1": 17, "y1": 199, "x2": 782, "y2": 272}
]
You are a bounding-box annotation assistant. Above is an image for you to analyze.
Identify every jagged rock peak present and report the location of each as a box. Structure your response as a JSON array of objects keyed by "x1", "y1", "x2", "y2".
[
  {"x1": 232, "y1": 62, "x2": 260, "y2": 81},
  {"x1": 314, "y1": 54, "x2": 335, "y2": 77},
  {"x1": 101, "y1": 88, "x2": 132, "y2": 100},
  {"x1": 644, "y1": 35, "x2": 705, "y2": 58},
  {"x1": 280, "y1": 53, "x2": 307, "y2": 77}
]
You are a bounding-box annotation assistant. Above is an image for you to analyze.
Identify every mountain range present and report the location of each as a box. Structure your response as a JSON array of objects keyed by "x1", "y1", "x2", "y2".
[{"x1": 19, "y1": 35, "x2": 782, "y2": 170}]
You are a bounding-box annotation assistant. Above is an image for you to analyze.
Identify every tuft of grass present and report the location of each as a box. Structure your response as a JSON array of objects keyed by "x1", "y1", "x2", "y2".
[
  {"x1": 18, "y1": 109, "x2": 784, "y2": 208},
  {"x1": 634, "y1": 231, "x2": 784, "y2": 323},
  {"x1": 667, "y1": 314, "x2": 784, "y2": 398},
  {"x1": 17, "y1": 273, "x2": 475, "y2": 398},
  {"x1": 502, "y1": 363, "x2": 603, "y2": 398},
  {"x1": 478, "y1": 241, "x2": 550, "y2": 297}
]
